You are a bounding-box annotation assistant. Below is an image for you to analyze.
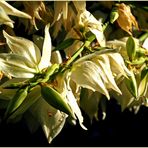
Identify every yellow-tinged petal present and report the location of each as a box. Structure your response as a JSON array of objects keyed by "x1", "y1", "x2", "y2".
[
  {"x1": 0, "y1": 0, "x2": 31, "y2": 19},
  {"x1": 0, "y1": 6, "x2": 14, "y2": 28},
  {"x1": 73, "y1": 1, "x2": 86, "y2": 12},
  {"x1": 77, "y1": 10, "x2": 106, "y2": 46}
]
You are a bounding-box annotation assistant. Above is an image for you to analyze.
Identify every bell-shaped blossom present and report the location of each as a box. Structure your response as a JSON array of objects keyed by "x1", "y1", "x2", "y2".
[{"x1": 1, "y1": 23, "x2": 51, "y2": 78}]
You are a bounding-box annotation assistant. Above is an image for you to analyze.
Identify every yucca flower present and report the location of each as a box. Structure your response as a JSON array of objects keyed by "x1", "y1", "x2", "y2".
[
  {"x1": 0, "y1": 23, "x2": 86, "y2": 142},
  {"x1": 70, "y1": 50, "x2": 130, "y2": 100},
  {"x1": 1, "y1": 24, "x2": 51, "y2": 78},
  {"x1": 0, "y1": 0, "x2": 31, "y2": 28},
  {"x1": 76, "y1": 10, "x2": 106, "y2": 47}
]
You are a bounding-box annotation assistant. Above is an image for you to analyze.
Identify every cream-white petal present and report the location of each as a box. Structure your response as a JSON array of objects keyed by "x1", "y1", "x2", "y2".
[
  {"x1": 38, "y1": 23, "x2": 52, "y2": 70},
  {"x1": 71, "y1": 61, "x2": 110, "y2": 99},
  {"x1": 3, "y1": 31, "x2": 41, "y2": 66}
]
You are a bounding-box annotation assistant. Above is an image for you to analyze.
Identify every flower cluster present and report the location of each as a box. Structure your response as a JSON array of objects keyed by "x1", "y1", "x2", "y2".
[{"x1": 0, "y1": 1, "x2": 147, "y2": 144}]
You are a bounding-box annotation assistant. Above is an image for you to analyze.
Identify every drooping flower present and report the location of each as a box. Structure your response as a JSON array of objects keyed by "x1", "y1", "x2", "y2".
[{"x1": 70, "y1": 50, "x2": 130, "y2": 100}]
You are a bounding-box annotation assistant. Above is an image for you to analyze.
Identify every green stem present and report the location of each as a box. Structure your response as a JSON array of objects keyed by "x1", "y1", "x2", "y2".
[
  {"x1": 65, "y1": 43, "x2": 85, "y2": 67},
  {"x1": 65, "y1": 34, "x2": 96, "y2": 68}
]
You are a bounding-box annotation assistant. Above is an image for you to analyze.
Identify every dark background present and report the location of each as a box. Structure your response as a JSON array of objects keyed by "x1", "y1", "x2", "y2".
[{"x1": 0, "y1": 99, "x2": 148, "y2": 147}]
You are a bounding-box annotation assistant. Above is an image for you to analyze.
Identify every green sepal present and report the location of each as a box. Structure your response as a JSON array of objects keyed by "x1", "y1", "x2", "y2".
[
  {"x1": 110, "y1": 7, "x2": 119, "y2": 24},
  {"x1": 41, "y1": 83, "x2": 75, "y2": 118},
  {"x1": 125, "y1": 71, "x2": 138, "y2": 98},
  {"x1": 4, "y1": 86, "x2": 29, "y2": 118},
  {"x1": 126, "y1": 36, "x2": 137, "y2": 61}
]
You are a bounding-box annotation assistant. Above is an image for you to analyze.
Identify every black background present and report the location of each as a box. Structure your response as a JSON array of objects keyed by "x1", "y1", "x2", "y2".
[{"x1": 0, "y1": 99, "x2": 148, "y2": 147}]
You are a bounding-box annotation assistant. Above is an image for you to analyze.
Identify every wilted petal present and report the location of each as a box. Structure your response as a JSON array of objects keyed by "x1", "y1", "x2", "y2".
[
  {"x1": 117, "y1": 3, "x2": 139, "y2": 35},
  {"x1": 71, "y1": 61, "x2": 110, "y2": 99},
  {"x1": 29, "y1": 98, "x2": 67, "y2": 143},
  {"x1": 3, "y1": 31, "x2": 41, "y2": 66},
  {"x1": 0, "y1": 0, "x2": 31, "y2": 19},
  {"x1": 38, "y1": 23, "x2": 51, "y2": 70}
]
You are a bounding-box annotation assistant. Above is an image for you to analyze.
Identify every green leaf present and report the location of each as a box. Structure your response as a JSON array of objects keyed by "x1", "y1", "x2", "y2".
[
  {"x1": 53, "y1": 38, "x2": 75, "y2": 51},
  {"x1": 110, "y1": 7, "x2": 119, "y2": 24},
  {"x1": 125, "y1": 71, "x2": 138, "y2": 98},
  {"x1": 138, "y1": 73, "x2": 148, "y2": 97},
  {"x1": 5, "y1": 86, "x2": 29, "y2": 118},
  {"x1": 8, "y1": 85, "x2": 41, "y2": 120},
  {"x1": 126, "y1": 36, "x2": 137, "y2": 61},
  {"x1": 41, "y1": 83, "x2": 75, "y2": 118}
]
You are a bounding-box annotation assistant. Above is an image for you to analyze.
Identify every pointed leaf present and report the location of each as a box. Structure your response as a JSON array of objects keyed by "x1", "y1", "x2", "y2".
[
  {"x1": 8, "y1": 85, "x2": 41, "y2": 120},
  {"x1": 125, "y1": 71, "x2": 138, "y2": 98},
  {"x1": 138, "y1": 74, "x2": 148, "y2": 97},
  {"x1": 126, "y1": 36, "x2": 137, "y2": 61},
  {"x1": 5, "y1": 86, "x2": 28, "y2": 118},
  {"x1": 110, "y1": 7, "x2": 119, "y2": 24},
  {"x1": 53, "y1": 38, "x2": 75, "y2": 52},
  {"x1": 41, "y1": 83, "x2": 75, "y2": 118}
]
